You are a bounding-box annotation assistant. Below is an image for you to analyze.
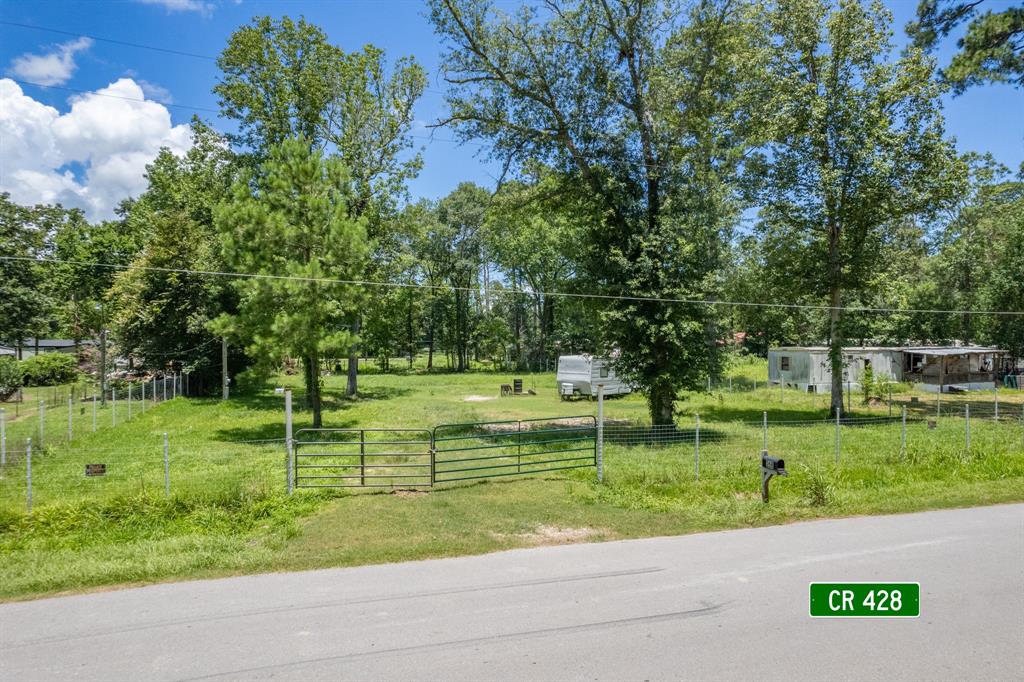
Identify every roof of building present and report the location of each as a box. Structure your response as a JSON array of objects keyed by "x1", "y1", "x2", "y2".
[
  {"x1": 902, "y1": 347, "x2": 1004, "y2": 356},
  {"x1": 0, "y1": 338, "x2": 97, "y2": 349},
  {"x1": 770, "y1": 345, "x2": 1005, "y2": 355}
]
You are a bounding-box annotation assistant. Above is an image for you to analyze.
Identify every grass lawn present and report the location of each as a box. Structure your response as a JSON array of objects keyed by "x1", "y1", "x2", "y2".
[{"x1": 1, "y1": 360, "x2": 1022, "y2": 601}]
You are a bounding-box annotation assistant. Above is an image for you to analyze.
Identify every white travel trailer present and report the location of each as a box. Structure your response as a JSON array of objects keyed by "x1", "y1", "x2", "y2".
[{"x1": 556, "y1": 355, "x2": 631, "y2": 399}]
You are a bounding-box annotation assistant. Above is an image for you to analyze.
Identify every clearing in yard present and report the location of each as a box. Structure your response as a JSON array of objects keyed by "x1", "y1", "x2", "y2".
[{"x1": 1, "y1": 361, "x2": 1022, "y2": 601}]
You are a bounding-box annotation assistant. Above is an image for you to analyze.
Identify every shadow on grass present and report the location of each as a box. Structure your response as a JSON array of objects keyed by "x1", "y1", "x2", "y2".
[
  {"x1": 685, "y1": 405, "x2": 833, "y2": 423},
  {"x1": 211, "y1": 386, "x2": 414, "y2": 442}
]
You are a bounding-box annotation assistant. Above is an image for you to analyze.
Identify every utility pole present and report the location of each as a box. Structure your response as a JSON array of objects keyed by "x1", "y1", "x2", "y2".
[{"x1": 221, "y1": 337, "x2": 229, "y2": 400}]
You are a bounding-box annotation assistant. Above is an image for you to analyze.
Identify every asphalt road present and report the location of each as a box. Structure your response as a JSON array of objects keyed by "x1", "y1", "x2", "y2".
[{"x1": 2, "y1": 504, "x2": 1022, "y2": 681}]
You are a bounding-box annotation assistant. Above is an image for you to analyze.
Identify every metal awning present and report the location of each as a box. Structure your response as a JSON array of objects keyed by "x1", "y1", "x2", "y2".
[{"x1": 903, "y1": 348, "x2": 1004, "y2": 357}]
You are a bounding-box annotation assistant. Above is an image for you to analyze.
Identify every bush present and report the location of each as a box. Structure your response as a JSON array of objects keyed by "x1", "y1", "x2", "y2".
[
  {"x1": 0, "y1": 357, "x2": 23, "y2": 401},
  {"x1": 20, "y1": 353, "x2": 79, "y2": 387}
]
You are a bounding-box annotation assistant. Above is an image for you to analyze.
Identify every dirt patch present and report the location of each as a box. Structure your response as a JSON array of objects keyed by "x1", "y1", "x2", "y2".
[
  {"x1": 464, "y1": 395, "x2": 496, "y2": 402},
  {"x1": 492, "y1": 525, "x2": 611, "y2": 546},
  {"x1": 392, "y1": 489, "x2": 429, "y2": 497},
  {"x1": 480, "y1": 417, "x2": 631, "y2": 433}
]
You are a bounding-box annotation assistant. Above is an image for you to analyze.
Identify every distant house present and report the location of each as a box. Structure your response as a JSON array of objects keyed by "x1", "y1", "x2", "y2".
[
  {"x1": 0, "y1": 338, "x2": 97, "y2": 360},
  {"x1": 768, "y1": 345, "x2": 1006, "y2": 393}
]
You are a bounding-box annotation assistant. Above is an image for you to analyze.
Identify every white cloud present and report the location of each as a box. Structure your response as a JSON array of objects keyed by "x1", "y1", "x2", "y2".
[
  {"x1": 7, "y1": 37, "x2": 93, "y2": 86},
  {"x1": 136, "y1": 79, "x2": 174, "y2": 104},
  {"x1": 134, "y1": 0, "x2": 215, "y2": 14},
  {"x1": 0, "y1": 78, "x2": 193, "y2": 220}
]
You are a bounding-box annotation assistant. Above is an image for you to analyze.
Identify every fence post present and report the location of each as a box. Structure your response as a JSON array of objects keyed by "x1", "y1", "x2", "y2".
[
  {"x1": 834, "y1": 408, "x2": 841, "y2": 465},
  {"x1": 596, "y1": 383, "x2": 604, "y2": 483},
  {"x1": 163, "y1": 433, "x2": 170, "y2": 497},
  {"x1": 516, "y1": 420, "x2": 522, "y2": 474},
  {"x1": 694, "y1": 414, "x2": 700, "y2": 481},
  {"x1": 92, "y1": 395, "x2": 97, "y2": 432},
  {"x1": 128, "y1": 383, "x2": 132, "y2": 420},
  {"x1": 67, "y1": 397, "x2": 73, "y2": 441},
  {"x1": 360, "y1": 429, "x2": 366, "y2": 486},
  {"x1": 707, "y1": 376, "x2": 711, "y2": 392},
  {"x1": 285, "y1": 389, "x2": 293, "y2": 494},
  {"x1": 141, "y1": 379, "x2": 145, "y2": 413},
  {"x1": 728, "y1": 377, "x2": 732, "y2": 392},
  {"x1": 38, "y1": 400, "x2": 44, "y2": 449},
  {"x1": 222, "y1": 337, "x2": 230, "y2": 400},
  {"x1": 112, "y1": 387, "x2": 116, "y2": 427},
  {"x1": 26, "y1": 438, "x2": 32, "y2": 513},
  {"x1": 965, "y1": 404, "x2": 970, "y2": 453},
  {"x1": 936, "y1": 393, "x2": 941, "y2": 417},
  {"x1": 152, "y1": 377, "x2": 157, "y2": 405},
  {"x1": 846, "y1": 381, "x2": 851, "y2": 414},
  {"x1": 163, "y1": 376, "x2": 167, "y2": 402},
  {"x1": 900, "y1": 406, "x2": 907, "y2": 460},
  {"x1": 762, "y1": 411, "x2": 768, "y2": 452},
  {"x1": 994, "y1": 386, "x2": 999, "y2": 421},
  {"x1": 753, "y1": 379, "x2": 757, "y2": 392},
  {"x1": 888, "y1": 383, "x2": 892, "y2": 417},
  {"x1": 1, "y1": 408, "x2": 5, "y2": 466}
]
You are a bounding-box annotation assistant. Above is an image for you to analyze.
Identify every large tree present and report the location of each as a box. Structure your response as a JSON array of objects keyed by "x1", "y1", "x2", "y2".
[
  {"x1": 214, "y1": 138, "x2": 368, "y2": 427},
  {"x1": 0, "y1": 194, "x2": 55, "y2": 356},
  {"x1": 908, "y1": 0, "x2": 1023, "y2": 94},
  {"x1": 750, "y1": 0, "x2": 961, "y2": 415},
  {"x1": 110, "y1": 120, "x2": 241, "y2": 394},
  {"x1": 429, "y1": 0, "x2": 761, "y2": 424},
  {"x1": 484, "y1": 172, "x2": 582, "y2": 369},
  {"x1": 216, "y1": 16, "x2": 426, "y2": 397}
]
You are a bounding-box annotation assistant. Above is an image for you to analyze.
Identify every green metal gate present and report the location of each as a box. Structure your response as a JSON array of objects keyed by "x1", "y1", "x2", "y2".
[
  {"x1": 432, "y1": 416, "x2": 597, "y2": 483},
  {"x1": 293, "y1": 428, "x2": 433, "y2": 488}
]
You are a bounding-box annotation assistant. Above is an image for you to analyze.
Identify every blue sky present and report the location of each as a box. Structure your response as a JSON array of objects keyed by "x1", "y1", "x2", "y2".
[{"x1": 1, "y1": 0, "x2": 1021, "y2": 219}]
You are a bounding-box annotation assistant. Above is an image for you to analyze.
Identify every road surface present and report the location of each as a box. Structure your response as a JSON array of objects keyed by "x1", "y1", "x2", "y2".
[{"x1": 2, "y1": 504, "x2": 1022, "y2": 681}]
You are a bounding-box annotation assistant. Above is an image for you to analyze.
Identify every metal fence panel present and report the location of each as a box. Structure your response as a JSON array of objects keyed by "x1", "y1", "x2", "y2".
[{"x1": 433, "y1": 416, "x2": 597, "y2": 483}]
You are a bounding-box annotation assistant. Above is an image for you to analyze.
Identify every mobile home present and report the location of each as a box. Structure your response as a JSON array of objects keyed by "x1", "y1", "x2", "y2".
[
  {"x1": 556, "y1": 355, "x2": 631, "y2": 399},
  {"x1": 768, "y1": 345, "x2": 1006, "y2": 393},
  {"x1": 768, "y1": 346, "x2": 902, "y2": 392}
]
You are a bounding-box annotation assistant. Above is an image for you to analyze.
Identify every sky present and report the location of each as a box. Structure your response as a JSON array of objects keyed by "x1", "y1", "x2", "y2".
[{"x1": 1, "y1": 0, "x2": 1021, "y2": 221}]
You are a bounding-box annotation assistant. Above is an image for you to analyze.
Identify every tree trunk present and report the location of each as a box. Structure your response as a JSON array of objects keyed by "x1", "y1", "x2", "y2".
[
  {"x1": 306, "y1": 353, "x2": 322, "y2": 428},
  {"x1": 407, "y1": 294, "x2": 414, "y2": 369},
  {"x1": 346, "y1": 316, "x2": 360, "y2": 397},
  {"x1": 828, "y1": 222, "x2": 844, "y2": 418},
  {"x1": 649, "y1": 377, "x2": 675, "y2": 426}
]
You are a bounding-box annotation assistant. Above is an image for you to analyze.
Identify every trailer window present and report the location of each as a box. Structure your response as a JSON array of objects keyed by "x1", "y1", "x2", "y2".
[
  {"x1": 600, "y1": 366, "x2": 609, "y2": 378},
  {"x1": 780, "y1": 356, "x2": 790, "y2": 371}
]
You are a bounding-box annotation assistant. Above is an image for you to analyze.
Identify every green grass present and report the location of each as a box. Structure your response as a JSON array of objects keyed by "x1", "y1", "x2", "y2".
[{"x1": 1, "y1": 362, "x2": 1022, "y2": 601}]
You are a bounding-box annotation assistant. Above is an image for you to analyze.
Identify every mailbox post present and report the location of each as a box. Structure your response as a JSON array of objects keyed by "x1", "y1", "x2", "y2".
[{"x1": 760, "y1": 450, "x2": 788, "y2": 502}]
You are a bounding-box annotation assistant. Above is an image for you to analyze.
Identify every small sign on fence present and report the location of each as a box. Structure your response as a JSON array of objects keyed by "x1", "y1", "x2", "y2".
[{"x1": 84, "y1": 463, "x2": 106, "y2": 477}]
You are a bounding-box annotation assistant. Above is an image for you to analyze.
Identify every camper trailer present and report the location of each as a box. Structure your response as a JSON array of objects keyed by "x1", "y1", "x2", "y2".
[{"x1": 556, "y1": 355, "x2": 631, "y2": 399}]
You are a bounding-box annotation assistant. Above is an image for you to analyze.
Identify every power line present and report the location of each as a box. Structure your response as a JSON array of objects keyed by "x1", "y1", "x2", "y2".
[
  {"x1": 11, "y1": 78, "x2": 222, "y2": 114},
  {"x1": 3, "y1": 256, "x2": 1021, "y2": 317},
  {"x1": 0, "y1": 19, "x2": 448, "y2": 94},
  {"x1": 0, "y1": 20, "x2": 216, "y2": 60},
  {"x1": 9, "y1": 79, "x2": 473, "y2": 149}
]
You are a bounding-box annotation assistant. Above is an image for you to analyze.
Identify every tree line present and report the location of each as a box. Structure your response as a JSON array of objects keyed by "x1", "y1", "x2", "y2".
[{"x1": 1, "y1": 1, "x2": 1021, "y2": 426}]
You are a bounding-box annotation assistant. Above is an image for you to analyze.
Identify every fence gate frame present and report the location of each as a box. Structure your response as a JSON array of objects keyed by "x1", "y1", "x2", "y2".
[
  {"x1": 292, "y1": 427, "x2": 434, "y2": 488},
  {"x1": 432, "y1": 415, "x2": 597, "y2": 483}
]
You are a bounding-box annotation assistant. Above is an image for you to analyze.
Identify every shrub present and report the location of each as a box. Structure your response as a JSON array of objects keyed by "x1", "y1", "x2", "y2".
[
  {"x1": 800, "y1": 465, "x2": 838, "y2": 507},
  {"x1": 20, "y1": 353, "x2": 79, "y2": 387},
  {"x1": 0, "y1": 356, "x2": 23, "y2": 401}
]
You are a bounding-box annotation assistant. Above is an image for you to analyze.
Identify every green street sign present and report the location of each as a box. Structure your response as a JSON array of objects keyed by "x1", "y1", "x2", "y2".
[{"x1": 809, "y1": 583, "x2": 920, "y2": 617}]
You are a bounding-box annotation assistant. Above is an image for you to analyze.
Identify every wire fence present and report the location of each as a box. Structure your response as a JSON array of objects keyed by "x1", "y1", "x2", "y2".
[
  {"x1": 0, "y1": 374, "x2": 185, "y2": 465},
  {"x1": 1, "y1": 394, "x2": 1020, "y2": 513},
  {"x1": 603, "y1": 407, "x2": 1023, "y2": 480}
]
